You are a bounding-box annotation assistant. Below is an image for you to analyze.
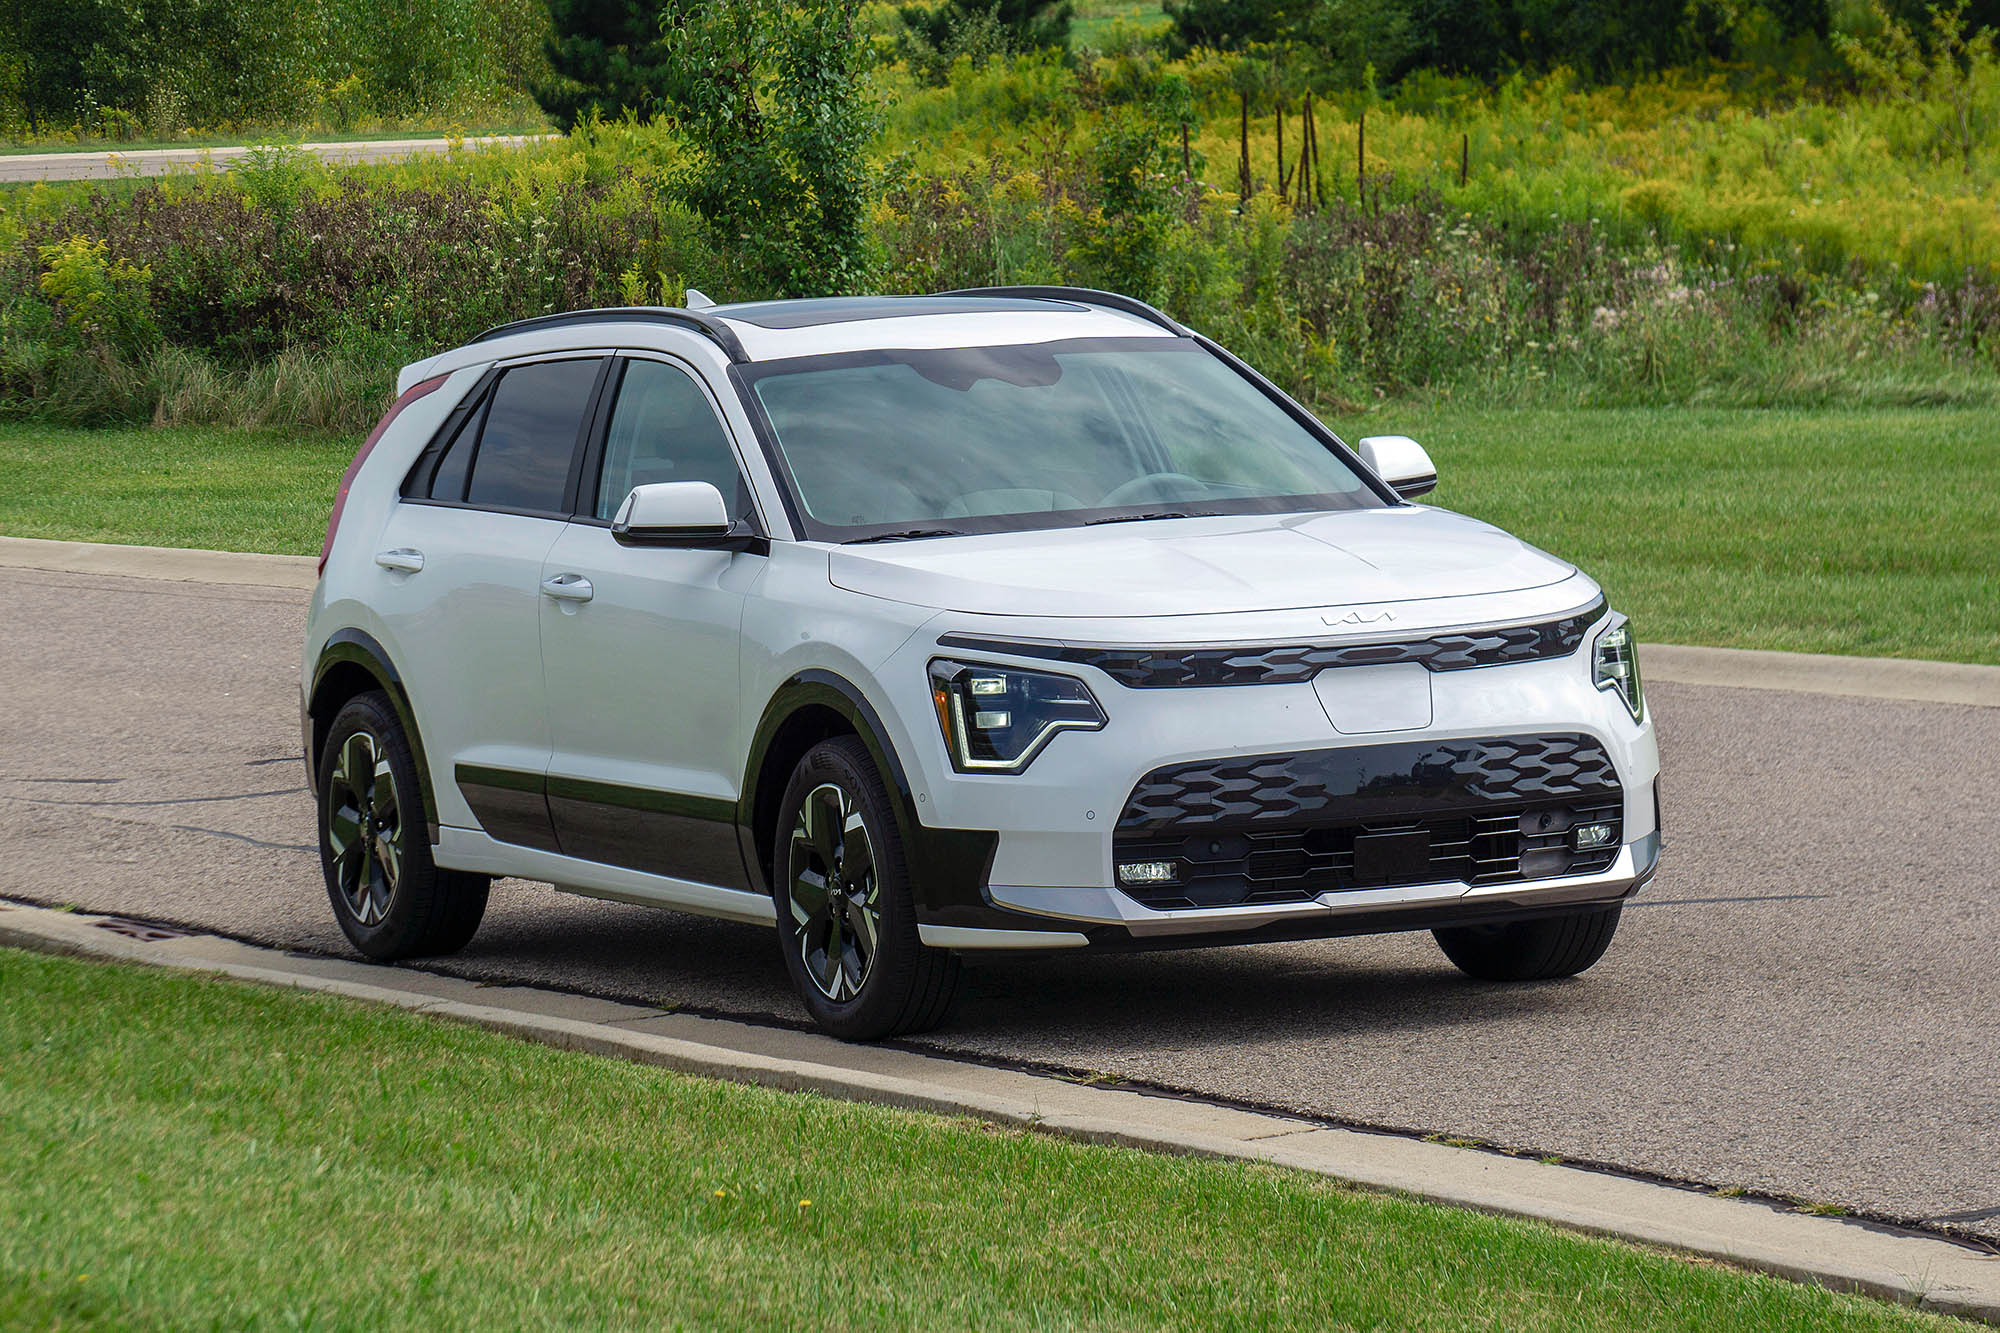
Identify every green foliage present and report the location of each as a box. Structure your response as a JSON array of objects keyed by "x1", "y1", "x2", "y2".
[
  {"x1": 0, "y1": 0, "x2": 552, "y2": 138},
  {"x1": 35, "y1": 237, "x2": 157, "y2": 359},
  {"x1": 533, "y1": 0, "x2": 675, "y2": 131},
  {"x1": 659, "y1": 0, "x2": 881, "y2": 296},
  {"x1": 1162, "y1": 0, "x2": 1843, "y2": 82},
  {"x1": 1161, "y1": 0, "x2": 1293, "y2": 55},
  {"x1": 896, "y1": 0, "x2": 1075, "y2": 84},
  {"x1": 1837, "y1": 0, "x2": 2000, "y2": 171}
]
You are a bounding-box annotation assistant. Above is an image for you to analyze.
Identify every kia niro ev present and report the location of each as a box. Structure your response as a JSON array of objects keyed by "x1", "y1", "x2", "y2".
[{"x1": 301, "y1": 288, "x2": 1660, "y2": 1039}]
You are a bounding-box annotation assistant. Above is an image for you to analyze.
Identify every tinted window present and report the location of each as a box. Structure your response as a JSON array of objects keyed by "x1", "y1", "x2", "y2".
[
  {"x1": 463, "y1": 358, "x2": 603, "y2": 512},
  {"x1": 424, "y1": 399, "x2": 484, "y2": 502},
  {"x1": 745, "y1": 339, "x2": 1376, "y2": 538},
  {"x1": 594, "y1": 359, "x2": 745, "y2": 521}
]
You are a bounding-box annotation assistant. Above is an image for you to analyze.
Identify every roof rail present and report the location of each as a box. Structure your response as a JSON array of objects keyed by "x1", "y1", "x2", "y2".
[
  {"x1": 469, "y1": 306, "x2": 748, "y2": 363},
  {"x1": 932, "y1": 285, "x2": 1186, "y2": 336}
]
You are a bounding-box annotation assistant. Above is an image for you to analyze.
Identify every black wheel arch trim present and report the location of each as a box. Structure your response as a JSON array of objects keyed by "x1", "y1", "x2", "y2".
[
  {"x1": 307, "y1": 629, "x2": 440, "y2": 841},
  {"x1": 738, "y1": 670, "x2": 1071, "y2": 937}
]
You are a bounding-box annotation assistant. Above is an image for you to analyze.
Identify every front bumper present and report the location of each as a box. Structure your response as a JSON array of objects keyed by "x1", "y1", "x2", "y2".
[
  {"x1": 976, "y1": 828, "x2": 1658, "y2": 941},
  {"x1": 883, "y1": 596, "x2": 1661, "y2": 951}
]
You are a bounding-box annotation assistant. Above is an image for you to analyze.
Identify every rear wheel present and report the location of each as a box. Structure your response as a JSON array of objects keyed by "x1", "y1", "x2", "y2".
[
  {"x1": 318, "y1": 691, "x2": 488, "y2": 959},
  {"x1": 773, "y1": 736, "x2": 960, "y2": 1040},
  {"x1": 1433, "y1": 904, "x2": 1622, "y2": 982}
]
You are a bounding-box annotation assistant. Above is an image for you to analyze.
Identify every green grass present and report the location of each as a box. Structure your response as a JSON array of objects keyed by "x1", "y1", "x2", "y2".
[
  {"x1": 1073, "y1": 0, "x2": 1170, "y2": 46},
  {"x1": 0, "y1": 422, "x2": 351, "y2": 554},
  {"x1": 1331, "y1": 405, "x2": 1999, "y2": 665},
  {"x1": 1, "y1": 405, "x2": 1992, "y2": 662},
  {"x1": 0, "y1": 947, "x2": 1961, "y2": 1330}
]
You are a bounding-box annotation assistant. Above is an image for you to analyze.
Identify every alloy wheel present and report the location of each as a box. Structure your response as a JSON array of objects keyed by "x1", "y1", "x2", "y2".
[
  {"x1": 325, "y1": 730, "x2": 402, "y2": 928},
  {"x1": 787, "y1": 781, "x2": 882, "y2": 1001}
]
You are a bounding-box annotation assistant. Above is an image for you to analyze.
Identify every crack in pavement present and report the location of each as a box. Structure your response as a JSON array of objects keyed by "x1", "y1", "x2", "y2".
[
  {"x1": 1, "y1": 786, "x2": 305, "y2": 808},
  {"x1": 1629, "y1": 893, "x2": 1834, "y2": 908}
]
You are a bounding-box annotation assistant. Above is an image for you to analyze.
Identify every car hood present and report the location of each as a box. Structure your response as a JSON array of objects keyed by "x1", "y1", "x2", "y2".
[{"x1": 826, "y1": 507, "x2": 1575, "y2": 618}]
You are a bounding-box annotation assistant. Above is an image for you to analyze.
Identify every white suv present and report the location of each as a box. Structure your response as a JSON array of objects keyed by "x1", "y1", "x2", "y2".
[{"x1": 301, "y1": 288, "x2": 1660, "y2": 1039}]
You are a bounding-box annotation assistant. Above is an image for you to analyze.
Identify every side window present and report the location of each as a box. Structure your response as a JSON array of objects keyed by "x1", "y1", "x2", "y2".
[
  {"x1": 462, "y1": 358, "x2": 604, "y2": 513},
  {"x1": 423, "y1": 398, "x2": 485, "y2": 502},
  {"x1": 594, "y1": 359, "x2": 746, "y2": 522}
]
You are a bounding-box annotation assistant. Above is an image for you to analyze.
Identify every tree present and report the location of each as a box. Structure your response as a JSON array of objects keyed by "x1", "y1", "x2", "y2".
[
  {"x1": 896, "y1": 0, "x2": 1073, "y2": 56},
  {"x1": 658, "y1": 0, "x2": 878, "y2": 297},
  {"x1": 1162, "y1": 0, "x2": 1297, "y2": 56},
  {"x1": 1837, "y1": 0, "x2": 2000, "y2": 173},
  {"x1": 533, "y1": 0, "x2": 674, "y2": 131}
]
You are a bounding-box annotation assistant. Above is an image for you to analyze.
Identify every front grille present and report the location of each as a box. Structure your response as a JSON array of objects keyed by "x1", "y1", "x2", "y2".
[
  {"x1": 1114, "y1": 735, "x2": 1623, "y2": 911},
  {"x1": 937, "y1": 599, "x2": 1604, "y2": 689}
]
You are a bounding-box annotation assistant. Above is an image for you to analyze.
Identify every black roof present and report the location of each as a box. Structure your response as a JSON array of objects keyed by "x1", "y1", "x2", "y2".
[{"x1": 711, "y1": 295, "x2": 1084, "y2": 329}]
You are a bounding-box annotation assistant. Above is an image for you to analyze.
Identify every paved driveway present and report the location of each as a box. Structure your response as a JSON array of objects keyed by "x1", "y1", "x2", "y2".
[
  {"x1": 0, "y1": 136, "x2": 549, "y2": 183},
  {"x1": 3, "y1": 565, "x2": 1995, "y2": 1241}
]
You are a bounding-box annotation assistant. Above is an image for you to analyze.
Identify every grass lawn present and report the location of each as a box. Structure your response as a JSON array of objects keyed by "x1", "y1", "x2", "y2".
[
  {"x1": 0, "y1": 405, "x2": 1993, "y2": 662},
  {"x1": 1074, "y1": 0, "x2": 1171, "y2": 44},
  {"x1": 1331, "y1": 405, "x2": 1999, "y2": 665},
  {"x1": 0, "y1": 947, "x2": 1961, "y2": 1330},
  {"x1": 0, "y1": 422, "x2": 351, "y2": 555}
]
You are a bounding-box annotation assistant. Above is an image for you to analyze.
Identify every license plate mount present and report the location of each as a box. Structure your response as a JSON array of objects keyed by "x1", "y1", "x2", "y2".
[{"x1": 1349, "y1": 829, "x2": 1433, "y2": 887}]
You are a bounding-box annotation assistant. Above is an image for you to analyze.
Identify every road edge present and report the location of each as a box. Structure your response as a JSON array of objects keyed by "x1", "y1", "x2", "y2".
[
  {"x1": 2, "y1": 900, "x2": 1993, "y2": 1323},
  {"x1": 5, "y1": 535, "x2": 1996, "y2": 707}
]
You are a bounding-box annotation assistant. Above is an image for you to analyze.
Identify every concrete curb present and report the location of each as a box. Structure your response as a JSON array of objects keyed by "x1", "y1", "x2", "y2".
[
  {"x1": 1644, "y1": 644, "x2": 2000, "y2": 710},
  {"x1": 0, "y1": 536, "x2": 317, "y2": 590},
  {"x1": 2, "y1": 899, "x2": 1993, "y2": 1323},
  {"x1": 5, "y1": 535, "x2": 1995, "y2": 707}
]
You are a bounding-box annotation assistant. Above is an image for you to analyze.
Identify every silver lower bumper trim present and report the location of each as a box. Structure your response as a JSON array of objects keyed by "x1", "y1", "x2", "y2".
[
  {"x1": 917, "y1": 924, "x2": 1091, "y2": 950},
  {"x1": 989, "y1": 833, "x2": 1660, "y2": 938}
]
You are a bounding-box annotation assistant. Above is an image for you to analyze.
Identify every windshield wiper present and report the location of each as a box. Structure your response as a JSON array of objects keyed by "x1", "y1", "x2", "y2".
[
  {"x1": 843, "y1": 527, "x2": 967, "y2": 544},
  {"x1": 1084, "y1": 511, "x2": 1216, "y2": 526}
]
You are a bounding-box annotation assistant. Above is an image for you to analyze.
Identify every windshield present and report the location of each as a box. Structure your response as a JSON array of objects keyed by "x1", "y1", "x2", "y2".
[{"x1": 739, "y1": 337, "x2": 1384, "y2": 541}]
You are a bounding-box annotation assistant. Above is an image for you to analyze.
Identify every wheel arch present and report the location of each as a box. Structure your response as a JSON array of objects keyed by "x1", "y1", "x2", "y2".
[
  {"x1": 307, "y1": 629, "x2": 440, "y2": 839},
  {"x1": 737, "y1": 670, "x2": 1006, "y2": 930},
  {"x1": 738, "y1": 670, "x2": 914, "y2": 897}
]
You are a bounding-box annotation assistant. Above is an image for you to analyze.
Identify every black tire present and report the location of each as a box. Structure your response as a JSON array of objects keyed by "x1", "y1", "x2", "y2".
[
  {"x1": 772, "y1": 736, "x2": 960, "y2": 1040},
  {"x1": 317, "y1": 691, "x2": 489, "y2": 960},
  {"x1": 1433, "y1": 904, "x2": 1622, "y2": 982}
]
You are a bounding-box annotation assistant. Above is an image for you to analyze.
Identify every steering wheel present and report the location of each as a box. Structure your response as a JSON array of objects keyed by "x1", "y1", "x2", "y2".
[{"x1": 1098, "y1": 472, "x2": 1207, "y2": 509}]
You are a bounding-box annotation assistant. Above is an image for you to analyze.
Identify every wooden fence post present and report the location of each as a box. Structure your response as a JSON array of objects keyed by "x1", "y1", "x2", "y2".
[
  {"x1": 1460, "y1": 132, "x2": 1468, "y2": 189},
  {"x1": 1276, "y1": 99, "x2": 1288, "y2": 202},
  {"x1": 1239, "y1": 92, "x2": 1251, "y2": 202},
  {"x1": 1357, "y1": 108, "x2": 1366, "y2": 206}
]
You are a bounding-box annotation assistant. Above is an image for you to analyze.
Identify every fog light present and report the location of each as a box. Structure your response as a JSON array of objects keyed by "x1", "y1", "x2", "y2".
[
  {"x1": 1117, "y1": 861, "x2": 1177, "y2": 885},
  {"x1": 972, "y1": 710, "x2": 1011, "y2": 729},
  {"x1": 1573, "y1": 822, "x2": 1616, "y2": 850}
]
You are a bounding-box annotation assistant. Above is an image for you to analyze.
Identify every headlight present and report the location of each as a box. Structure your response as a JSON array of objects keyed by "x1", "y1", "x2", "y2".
[
  {"x1": 1592, "y1": 613, "x2": 1644, "y2": 722},
  {"x1": 928, "y1": 659, "x2": 1107, "y2": 773}
]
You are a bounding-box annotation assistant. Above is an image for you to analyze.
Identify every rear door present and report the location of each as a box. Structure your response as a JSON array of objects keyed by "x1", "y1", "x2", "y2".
[
  {"x1": 536, "y1": 353, "x2": 768, "y2": 889},
  {"x1": 372, "y1": 354, "x2": 609, "y2": 847}
]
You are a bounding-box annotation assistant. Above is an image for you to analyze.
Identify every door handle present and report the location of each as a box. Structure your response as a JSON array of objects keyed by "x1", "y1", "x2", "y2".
[
  {"x1": 540, "y1": 573, "x2": 593, "y2": 603},
  {"x1": 374, "y1": 548, "x2": 424, "y2": 573}
]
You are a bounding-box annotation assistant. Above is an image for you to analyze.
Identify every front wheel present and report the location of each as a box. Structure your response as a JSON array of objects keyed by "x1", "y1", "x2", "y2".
[
  {"x1": 1433, "y1": 904, "x2": 1622, "y2": 982},
  {"x1": 773, "y1": 736, "x2": 960, "y2": 1040}
]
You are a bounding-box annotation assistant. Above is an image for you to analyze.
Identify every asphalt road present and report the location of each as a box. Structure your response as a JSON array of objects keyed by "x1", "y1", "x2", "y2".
[
  {"x1": 0, "y1": 136, "x2": 549, "y2": 183},
  {"x1": 3, "y1": 566, "x2": 1995, "y2": 1241}
]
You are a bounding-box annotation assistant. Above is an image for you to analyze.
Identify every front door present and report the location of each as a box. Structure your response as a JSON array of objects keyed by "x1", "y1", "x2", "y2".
[{"x1": 537, "y1": 355, "x2": 767, "y2": 889}]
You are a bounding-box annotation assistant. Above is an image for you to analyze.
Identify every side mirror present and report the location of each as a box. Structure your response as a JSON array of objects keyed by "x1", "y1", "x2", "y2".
[
  {"x1": 1357, "y1": 435, "x2": 1438, "y2": 500},
  {"x1": 611, "y1": 482, "x2": 764, "y2": 553}
]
